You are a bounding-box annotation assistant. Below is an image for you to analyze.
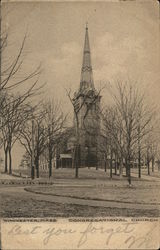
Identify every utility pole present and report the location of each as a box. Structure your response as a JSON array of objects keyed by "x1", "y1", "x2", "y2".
[
  {"x1": 31, "y1": 118, "x2": 35, "y2": 179},
  {"x1": 48, "y1": 126, "x2": 52, "y2": 178},
  {"x1": 138, "y1": 124, "x2": 141, "y2": 178},
  {"x1": 110, "y1": 147, "x2": 113, "y2": 179}
]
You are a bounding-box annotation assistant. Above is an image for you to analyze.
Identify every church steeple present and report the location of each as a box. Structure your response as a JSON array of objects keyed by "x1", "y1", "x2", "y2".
[
  {"x1": 72, "y1": 24, "x2": 101, "y2": 168},
  {"x1": 80, "y1": 24, "x2": 94, "y2": 92}
]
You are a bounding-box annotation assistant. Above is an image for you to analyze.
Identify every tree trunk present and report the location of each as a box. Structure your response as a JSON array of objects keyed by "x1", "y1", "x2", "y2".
[
  {"x1": 119, "y1": 158, "x2": 123, "y2": 178},
  {"x1": 31, "y1": 157, "x2": 34, "y2": 180},
  {"x1": 115, "y1": 154, "x2": 117, "y2": 175},
  {"x1": 138, "y1": 148, "x2": 141, "y2": 178},
  {"x1": 49, "y1": 152, "x2": 52, "y2": 178},
  {"x1": 138, "y1": 126, "x2": 141, "y2": 178},
  {"x1": 127, "y1": 154, "x2": 131, "y2": 185},
  {"x1": 75, "y1": 144, "x2": 79, "y2": 178},
  {"x1": 125, "y1": 158, "x2": 128, "y2": 177},
  {"x1": 4, "y1": 147, "x2": 8, "y2": 173},
  {"x1": 87, "y1": 148, "x2": 90, "y2": 169},
  {"x1": 147, "y1": 159, "x2": 150, "y2": 176},
  {"x1": 152, "y1": 157, "x2": 154, "y2": 172},
  {"x1": 72, "y1": 149, "x2": 75, "y2": 168},
  {"x1": 8, "y1": 147, "x2": 12, "y2": 175},
  {"x1": 35, "y1": 156, "x2": 39, "y2": 178},
  {"x1": 128, "y1": 162, "x2": 131, "y2": 185},
  {"x1": 75, "y1": 116, "x2": 80, "y2": 179},
  {"x1": 104, "y1": 160, "x2": 107, "y2": 172},
  {"x1": 31, "y1": 119, "x2": 35, "y2": 179},
  {"x1": 110, "y1": 150, "x2": 113, "y2": 179}
]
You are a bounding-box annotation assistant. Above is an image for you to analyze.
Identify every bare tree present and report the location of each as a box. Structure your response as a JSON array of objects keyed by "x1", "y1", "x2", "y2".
[
  {"x1": 18, "y1": 106, "x2": 46, "y2": 178},
  {"x1": 105, "y1": 80, "x2": 154, "y2": 185},
  {"x1": 1, "y1": 7, "x2": 42, "y2": 92},
  {"x1": 66, "y1": 89, "x2": 86, "y2": 178},
  {"x1": 133, "y1": 98, "x2": 156, "y2": 178},
  {"x1": 102, "y1": 106, "x2": 125, "y2": 178},
  {"x1": 43, "y1": 100, "x2": 67, "y2": 178},
  {"x1": 0, "y1": 6, "x2": 44, "y2": 129},
  {"x1": 18, "y1": 114, "x2": 34, "y2": 178},
  {"x1": 0, "y1": 8, "x2": 45, "y2": 175},
  {"x1": 143, "y1": 128, "x2": 158, "y2": 175},
  {"x1": 34, "y1": 114, "x2": 47, "y2": 178},
  {"x1": 19, "y1": 151, "x2": 31, "y2": 170},
  {"x1": 0, "y1": 93, "x2": 34, "y2": 174}
]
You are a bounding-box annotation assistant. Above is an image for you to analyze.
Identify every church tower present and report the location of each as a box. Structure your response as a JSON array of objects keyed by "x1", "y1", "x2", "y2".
[{"x1": 73, "y1": 24, "x2": 101, "y2": 167}]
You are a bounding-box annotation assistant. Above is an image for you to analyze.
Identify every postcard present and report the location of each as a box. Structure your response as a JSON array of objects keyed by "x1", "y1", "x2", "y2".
[{"x1": 0, "y1": 0, "x2": 160, "y2": 249}]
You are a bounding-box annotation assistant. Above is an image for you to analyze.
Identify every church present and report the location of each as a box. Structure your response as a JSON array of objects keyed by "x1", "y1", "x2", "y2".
[{"x1": 57, "y1": 24, "x2": 102, "y2": 169}]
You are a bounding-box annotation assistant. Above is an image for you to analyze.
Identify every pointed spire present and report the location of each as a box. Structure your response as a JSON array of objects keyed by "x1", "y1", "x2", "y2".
[{"x1": 80, "y1": 24, "x2": 94, "y2": 92}]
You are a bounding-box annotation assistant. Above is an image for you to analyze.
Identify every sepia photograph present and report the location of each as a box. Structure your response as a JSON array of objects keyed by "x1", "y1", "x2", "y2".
[{"x1": 0, "y1": 0, "x2": 160, "y2": 249}]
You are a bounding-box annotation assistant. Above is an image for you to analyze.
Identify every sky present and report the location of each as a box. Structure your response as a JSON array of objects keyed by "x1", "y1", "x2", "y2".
[{"x1": 1, "y1": 0, "x2": 160, "y2": 169}]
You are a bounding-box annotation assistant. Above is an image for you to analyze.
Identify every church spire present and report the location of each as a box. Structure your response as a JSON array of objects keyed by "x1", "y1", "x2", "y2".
[{"x1": 80, "y1": 24, "x2": 94, "y2": 92}]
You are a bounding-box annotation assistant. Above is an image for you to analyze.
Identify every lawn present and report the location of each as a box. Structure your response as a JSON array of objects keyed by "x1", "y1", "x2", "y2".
[
  {"x1": 18, "y1": 168, "x2": 160, "y2": 205},
  {"x1": 0, "y1": 192, "x2": 159, "y2": 218},
  {"x1": 0, "y1": 168, "x2": 159, "y2": 218},
  {"x1": 12, "y1": 166, "x2": 160, "y2": 181},
  {"x1": 26, "y1": 180, "x2": 160, "y2": 205}
]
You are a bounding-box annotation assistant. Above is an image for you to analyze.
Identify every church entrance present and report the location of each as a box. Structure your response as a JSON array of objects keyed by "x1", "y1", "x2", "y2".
[{"x1": 86, "y1": 154, "x2": 98, "y2": 167}]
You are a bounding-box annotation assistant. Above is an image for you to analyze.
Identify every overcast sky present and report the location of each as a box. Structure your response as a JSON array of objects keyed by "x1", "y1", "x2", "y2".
[{"x1": 2, "y1": 1, "x2": 160, "y2": 168}]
